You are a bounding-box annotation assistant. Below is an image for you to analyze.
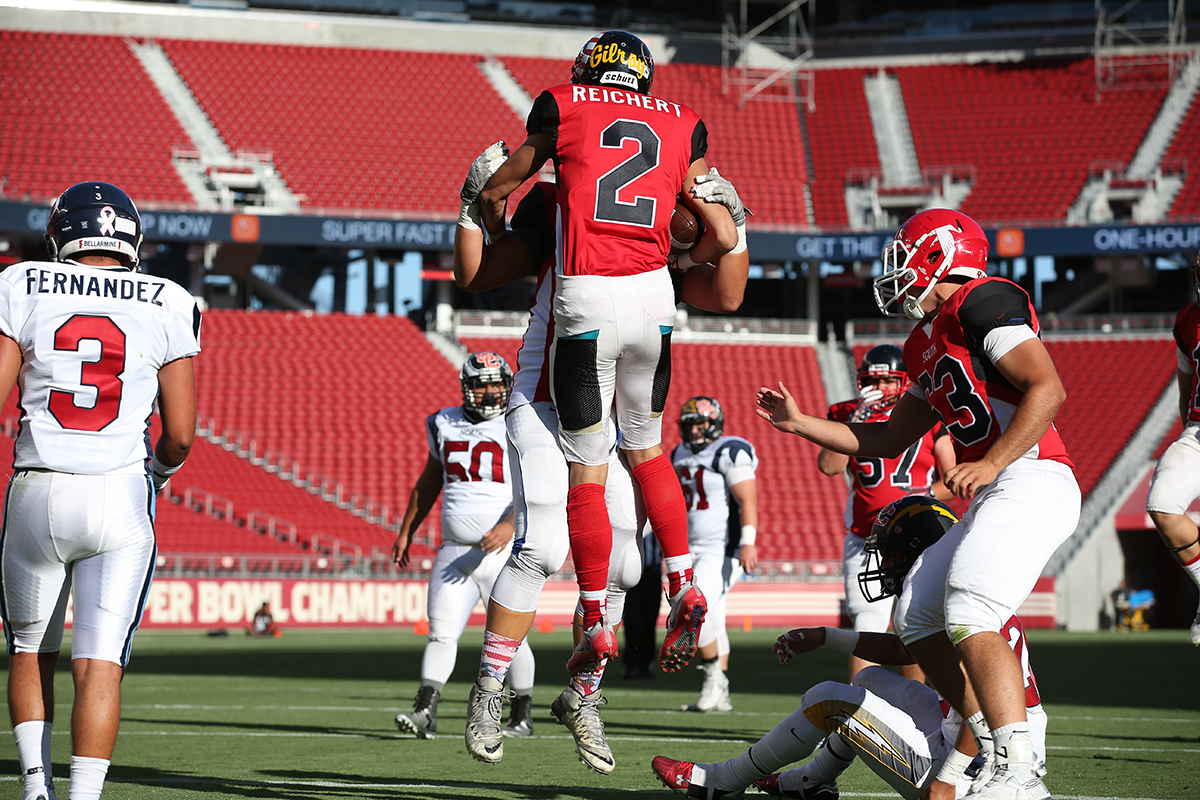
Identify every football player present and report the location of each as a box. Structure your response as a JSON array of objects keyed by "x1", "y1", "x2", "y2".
[
  {"x1": 391, "y1": 352, "x2": 536, "y2": 740},
  {"x1": 818, "y1": 344, "x2": 955, "y2": 681},
  {"x1": 1, "y1": 182, "x2": 200, "y2": 800},
  {"x1": 672, "y1": 396, "x2": 759, "y2": 713},
  {"x1": 756, "y1": 209, "x2": 1078, "y2": 800},
  {"x1": 1145, "y1": 250, "x2": 1200, "y2": 645},
  {"x1": 652, "y1": 497, "x2": 1049, "y2": 800},
  {"x1": 474, "y1": 30, "x2": 740, "y2": 678},
  {"x1": 454, "y1": 143, "x2": 749, "y2": 772}
]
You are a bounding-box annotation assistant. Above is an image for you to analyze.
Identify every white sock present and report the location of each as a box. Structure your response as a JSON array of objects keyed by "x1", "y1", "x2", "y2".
[
  {"x1": 420, "y1": 638, "x2": 458, "y2": 688},
  {"x1": 13, "y1": 721, "x2": 49, "y2": 795},
  {"x1": 663, "y1": 555, "x2": 691, "y2": 579},
  {"x1": 711, "y1": 707, "x2": 826, "y2": 790},
  {"x1": 67, "y1": 756, "x2": 109, "y2": 800},
  {"x1": 1183, "y1": 555, "x2": 1200, "y2": 589},
  {"x1": 992, "y1": 722, "x2": 1034, "y2": 770},
  {"x1": 967, "y1": 710, "x2": 994, "y2": 757}
]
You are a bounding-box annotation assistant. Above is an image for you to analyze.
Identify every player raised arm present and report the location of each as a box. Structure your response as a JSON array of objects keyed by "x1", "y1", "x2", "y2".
[
  {"x1": 478, "y1": 132, "x2": 555, "y2": 234},
  {"x1": 677, "y1": 169, "x2": 749, "y2": 314},
  {"x1": 392, "y1": 452, "x2": 444, "y2": 569},
  {"x1": 678, "y1": 160, "x2": 737, "y2": 268},
  {"x1": 756, "y1": 382, "x2": 941, "y2": 459}
]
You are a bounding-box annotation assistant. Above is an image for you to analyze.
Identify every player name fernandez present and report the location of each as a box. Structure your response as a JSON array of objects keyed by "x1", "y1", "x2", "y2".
[
  {"x1": 570, "y1": 85, "x2": 684, "y2": 117},
  {"x1": 24, "y1": 267, "x2": 167, "y2": 307}
]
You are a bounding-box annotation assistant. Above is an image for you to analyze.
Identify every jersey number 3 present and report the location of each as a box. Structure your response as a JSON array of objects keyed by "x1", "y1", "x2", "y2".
[{"x1": 48, "y1": 315, "x2": 126, "y2": 432}]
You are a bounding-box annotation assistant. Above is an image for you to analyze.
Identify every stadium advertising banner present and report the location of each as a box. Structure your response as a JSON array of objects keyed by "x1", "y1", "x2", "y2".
[
  {"x1": 2, "y1": 199, "x2": 1199, "y2": 259},
  {"x1": 50, "y1": 577, "x2": 1055, "y2": 630}
]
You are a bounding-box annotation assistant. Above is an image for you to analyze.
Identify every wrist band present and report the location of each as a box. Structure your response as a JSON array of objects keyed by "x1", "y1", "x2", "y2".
[
  {"x1": 458, "y1": 200, "x2": 481, "y2": 230},
  {"x1": 935, "y1": 748, "x2": 975, "y2": 785},
  {"x1": 730, "y1": 223, "x2": 747, "y2": 255},
  {"x1": 740, "y1": 524, "x2": 757, "y2": 546},
  {"x1": 822, "y1": 627, "x2": 860, "y2": 654},
  {"x1": 150, "y1": 453, "x2": 182, "y2": 479},
  {"x1": 675, "y1": 250, "x2": 699, "y2": 271}
]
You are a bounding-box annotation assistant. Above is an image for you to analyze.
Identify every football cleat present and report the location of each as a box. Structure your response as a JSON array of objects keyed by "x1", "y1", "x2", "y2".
[
  {"x1": 550, "y1": 687, "x2": 615, "y2": 775},
  {"x1": 660, "y1": 582, "x2": 707, "y2": 673},
  {"x1": 567, "y1": 619, "x2": 619, "y2": 675},
  {"x1": 1189, "y1": 608, "x2": 1200, "y2": 646},
  {"x1": 502, "y1": 693, "x2": 534, "y2": 738},
  {"x1": 969, "y1": 764, "x2": 1051, "y2": 800},
  {"x1": 464, "y1": 676, "x2": 508, "y2": 764},
  {"x1": 682, "y1": 661, "x2": 731, "y2": 713},
  {"x1": 394, "y1": 684, "x2": 440, "y2": 739},
  {"x1": 651, "y1": 756, "x2": 745, "y2": 798},
  {"x1": 753, "y1": 772, "x2": 839, "y2": 800}
]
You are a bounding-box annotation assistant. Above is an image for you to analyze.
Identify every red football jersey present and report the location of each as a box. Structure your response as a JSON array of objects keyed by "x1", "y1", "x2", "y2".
[
  {"x1": 525, "y1": 83, "x2": 708, "y2": 277},
  {"x1": 903, "y1": 277, "x2": 1073, "y2": 468},
  {"x1": 1172, "y1": 302, "x2": 1200, "y2": 423},
  {"x1": 829, "y1": 401, "x2": 940, "y2": 537}
]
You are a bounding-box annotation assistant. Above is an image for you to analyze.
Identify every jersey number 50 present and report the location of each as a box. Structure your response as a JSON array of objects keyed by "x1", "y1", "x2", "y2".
[
  {"x1": 443, "y1": 440, "x2": 505, "y2": 483},
  {"x1": 48, "y1": 314, "x2": 126, "y2": 432}
]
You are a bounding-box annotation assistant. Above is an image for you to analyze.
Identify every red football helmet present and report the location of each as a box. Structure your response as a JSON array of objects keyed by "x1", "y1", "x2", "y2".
[{"x1": 874, "y1": 209, "x2": 989, "y2": 320}]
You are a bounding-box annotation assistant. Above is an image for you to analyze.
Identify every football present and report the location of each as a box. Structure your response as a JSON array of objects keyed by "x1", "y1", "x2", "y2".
[{"x1": 670, "y1": 201, "x2": 699, "y2": 252}]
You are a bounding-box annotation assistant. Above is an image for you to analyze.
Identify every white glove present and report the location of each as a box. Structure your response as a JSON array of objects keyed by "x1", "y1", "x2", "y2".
[
  {"x1": 851, "y1": 386, "x2": 884, "y2": 422},
  {"x1": 461, "y1": 140, "x2": 509, "y2": 204},
  {"x1": 691, "y1": 167, "x2": 746, "y2": 227}
]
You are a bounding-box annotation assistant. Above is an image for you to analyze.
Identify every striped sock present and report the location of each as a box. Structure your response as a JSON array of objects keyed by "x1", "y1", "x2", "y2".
[{"x1": 479, "y1": 631, "x2": 523, "y2": 684}]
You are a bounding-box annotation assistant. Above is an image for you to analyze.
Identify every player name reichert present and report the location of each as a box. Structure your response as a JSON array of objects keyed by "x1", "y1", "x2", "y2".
[
  {"x1": 570, "y1": 85, "x2": 682, "y2": 116},
  {"x1": 24, "y1": 268, "x2": 166, "y2": 307}
]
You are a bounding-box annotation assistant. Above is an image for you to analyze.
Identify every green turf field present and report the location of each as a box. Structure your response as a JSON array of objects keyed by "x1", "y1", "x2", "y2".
[{"x1": 2, "y1": 627, "x2": 1197, "y2": 799}]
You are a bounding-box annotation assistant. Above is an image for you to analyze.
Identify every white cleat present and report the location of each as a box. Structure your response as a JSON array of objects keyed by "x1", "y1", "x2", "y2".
[
  {"x1": 551, "y1": 687, "x2": 615, "y2": 775},
  {"x1": 465, "y1": 676, "x2": 507, "y2": 764},
  {"x1": 967, "y1": 764, "x2": 1051, "y2": 800},
  {"x1": 681, "y1": 661, "x2": 732, "y2": 713},
  {"x1": 1189, "y1": 608, "x2": 1200, "y2": 646}
]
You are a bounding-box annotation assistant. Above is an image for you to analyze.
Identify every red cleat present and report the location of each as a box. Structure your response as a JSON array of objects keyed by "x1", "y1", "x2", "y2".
[
  {"x1": 567, "y1": 620, "x2": 618, "y2": 675},
  {"x1": 660, "y1": 582, "x2": 707, "y2": 673},
  {"x1": 652, "y1": 756, "x2": 746, "y2": 798}
]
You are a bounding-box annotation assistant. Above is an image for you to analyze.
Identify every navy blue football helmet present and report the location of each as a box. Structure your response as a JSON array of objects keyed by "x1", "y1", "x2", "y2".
[
  {"x1": 571, "y1": 31, "x2": 654, "y2": 95},
  {"x1": 45, "y1": 182, "x2": 143, "y2": 269}
]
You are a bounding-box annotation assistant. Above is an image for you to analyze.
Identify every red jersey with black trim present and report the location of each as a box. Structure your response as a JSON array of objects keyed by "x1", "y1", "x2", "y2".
[
  {"x1": 903, "y1": 277, "x2": 1073, "y2": 469},
  {"x1": 1172, "y1": 302, "x2": 1200, "y2": 423},
  {"x1": 507, "y1": 181, "x2": 558, "y2": 407},
  {"x1": 525, "y1": 83, "x2": 708, "y2": 277},
  {"x1": 828, "y1": 402, "x2": 940, "y2": 537}
]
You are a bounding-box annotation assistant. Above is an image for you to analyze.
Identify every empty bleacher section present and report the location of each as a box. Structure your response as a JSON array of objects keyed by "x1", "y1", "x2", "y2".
[
  {"x1": 0, "y1": 31, "x2": 193, "y2": 205},
  {"x1": 195, "y1": 310, "x2": 461, "y2": 553},
  {"x1": 1165, "y1": 99, "x2": 1200, "y2": 220},
  {"x1": 895, "y1": 59, "x2": 1170, "y2": 224},
  {"x1": 500, "y1": 57, "x2": 811, "y2": 229},
  {"x1": 159, "y1": 39, "x2": 529, "y2": 213},
  {"x1": 806, "y1": 68, "x2": 880, "y2": 229}
]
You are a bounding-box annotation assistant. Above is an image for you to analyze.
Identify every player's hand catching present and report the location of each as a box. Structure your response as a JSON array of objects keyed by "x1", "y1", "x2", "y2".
[
  {"x1": 943, "y1": 459, "x2": 999, "y2": 499},
  {"x1": 392, "y1": 533, "x2": 413, "y2": 571},
  {"x1": 851, "y1": 385, "x2": 884, "y2": 422},
  {"x1": 691, "y1": 168, "x2": 746, "y2": 227},
  {"x1": 461, "y1": 141, "x2": 509, "y2": 203},
  {"x1": 739, "y1": 543, "x2": 759, "y2": 575},
  {"x1": 480, "y1": 518, "x2": 515, "y2": 554},
  {"x1": 755, "y1": 382, "x2": 805, "y2": 434},
  {"x1": 773, "y1": 627, "x2": 826, "y2": 666}
]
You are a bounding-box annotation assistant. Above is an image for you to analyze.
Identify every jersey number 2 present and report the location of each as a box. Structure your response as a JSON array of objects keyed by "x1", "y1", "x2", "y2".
[
  {"x1": 48, "y1": 315, "x2": 126, "y2": 432},
  {"x1": 594, "y1": 119, "x2": 661, "y2": 228}
]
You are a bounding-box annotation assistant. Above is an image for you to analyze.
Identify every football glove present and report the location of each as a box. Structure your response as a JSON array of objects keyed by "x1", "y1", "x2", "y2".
[
  {"x1": 461, "y1": 140, "x2": 509, "y2": 204},
  {"x1": 691, "y1": 168, "x2": 746, "y2": 227},
  {"x1": 850, "y1": 386, "x2": 885, "y2": 422}
]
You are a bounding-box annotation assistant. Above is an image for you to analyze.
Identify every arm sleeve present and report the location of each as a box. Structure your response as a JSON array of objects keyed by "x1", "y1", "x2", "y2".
[
  {"x1": 526, "y1": 90, "x2": 561, "y2": 141},
  {"x1": 906, "y1": 383, "x2": 927, "y2": 402},
  {"x1": 0, "y1": 272, "x2": 21, "y2": 341},
  {"x1": 163, "y1": 286, "x2": 202, "y2": 364},
  {"x1": 426, "y1": 413, "x2": 441, "y2": 461},
  {"x1": 1179, "y1": 347, "x2": 1194, "y2": 375},
  {"x1": 690, "y1": 118, "x2": 709, "y2": 164},
  {"x1": 981, "y1": 324, "x2": 1037, "y2": 364},
  {"x1": 958, "y1": 280, "x2": 1037, "y2": 356},
  {"x1": 716, "y1": 439, "x2": 758, "y2": 487}
]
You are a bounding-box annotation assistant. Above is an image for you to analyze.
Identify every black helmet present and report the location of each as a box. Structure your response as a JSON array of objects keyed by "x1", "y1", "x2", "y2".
[
  {"x1": 859, "y1": 496, "x2": 958, "y2": 603},
  {"x1": 678, "y1": 396, "x2": 724, "y2": 453},
  {"x1": 857, "y1": 344, "x2": 910, "y2": 411},
  {"x1": 460, "y1": 351, "x2": 513, "y2": 421},
  {"x1": 571, "y1": 30, "x2": 654, "y2": 95},
  {"x1": 45, "y1": 182, "x2": 143, "y2": 269}
]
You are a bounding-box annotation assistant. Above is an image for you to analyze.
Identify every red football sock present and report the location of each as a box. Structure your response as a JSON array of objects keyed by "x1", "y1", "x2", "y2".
[
  {"x1": 567, "y1": 483, "x2": 612, "y2": 599},
  {"x1": 631, "y1": 453, "x2": 691, "y2": 563}
]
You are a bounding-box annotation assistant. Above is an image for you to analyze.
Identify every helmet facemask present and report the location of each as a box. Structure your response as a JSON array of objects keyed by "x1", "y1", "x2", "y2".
[
  {"x1": 874, "y1": 224, "x2": 961, "y2": 320},
  {"x1": 460, "y1": 353, "x2": 513, "y2": 421},
  {"x1": 678, "y1": 396, "x2": 724, "y2": 453}
]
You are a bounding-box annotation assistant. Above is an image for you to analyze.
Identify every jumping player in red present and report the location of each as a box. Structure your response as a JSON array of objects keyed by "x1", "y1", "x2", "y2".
[
  {"x1": 756, "y1": 209, "x2": 1079, "y2": 800},
  {"x1": 1146, "y1": 251, "x2": 1200, "y2": 645},
  {"x1": 819, "y1": 344, "x2": 954, "y2": 681},
  {"x1": 475, "y1": 30, "x2": 737, "y2": 678}
]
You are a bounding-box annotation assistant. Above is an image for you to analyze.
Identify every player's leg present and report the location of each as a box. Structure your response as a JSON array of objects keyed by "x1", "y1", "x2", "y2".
[
  {"x1": 614, "y1": 268, "x2": 705, "y2": 672},
  {"x1": 65, "y1": 472, "x2": 156, "y2": 800},
  {"x1": 945, "y1": 461, "x2": 1079, "y2": 800},
  {"x1": 473, "y1": 544, "x2": 535, "y2": 740},
  {"x1": 1146, "y1": 427, "x2": 1200, "y2": 644},
  {"x1": 468, "y1": 402, "x2": 568, "y2": 763},
  {"x1": 842, "y1": 531, "x2": 894, "y2": 682},
  {"x1": 683, "y1": 552, "x2": 740, "y2": 712},
  {"x1": 551, "y1": 274, "x2": 620, "y2": 637}
]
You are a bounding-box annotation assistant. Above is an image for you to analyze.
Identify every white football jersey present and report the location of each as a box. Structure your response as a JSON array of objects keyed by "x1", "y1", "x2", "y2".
[
  {"x1": 426, "y1": 405, "x2": 513, "y2": 545},
  {"x1": 672, "y1": 435, "x2": 758, "y2": 556},
  {"x1": 0, "y1": 260, "x2": 200, "y2": 474}
]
